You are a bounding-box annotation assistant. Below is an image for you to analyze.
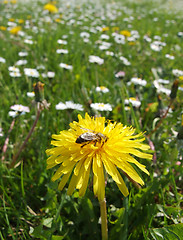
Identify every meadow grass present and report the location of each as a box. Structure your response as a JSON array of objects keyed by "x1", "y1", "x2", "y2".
[{"x1": 0, "y1": 0, "x2": 183, "y2": 239}]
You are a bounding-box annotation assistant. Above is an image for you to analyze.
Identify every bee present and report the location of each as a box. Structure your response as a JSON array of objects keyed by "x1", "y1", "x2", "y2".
[{"x1": 76, "y1": 128, "x2": 108, "y2": 148}]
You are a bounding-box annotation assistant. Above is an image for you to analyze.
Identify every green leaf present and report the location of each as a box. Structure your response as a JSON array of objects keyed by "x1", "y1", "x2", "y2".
[
  {"x1": 30, "y1": 224, "x2": 52, "y2": 239},
  {"x1": 43, "y1": 217, "x2": 53, "y2": 228},
  {"x1": 150, "y1": 223, "x2": 183, "y2": 240},
  {"x1": 52, "y1": 235, "x2": 65, "y2": 240}
]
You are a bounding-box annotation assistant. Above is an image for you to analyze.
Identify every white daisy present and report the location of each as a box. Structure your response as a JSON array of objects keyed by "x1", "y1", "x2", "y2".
[
  {"x1": 124, "y1": 98, "x2": 141, "y2": 108},
  {"x1": 9, "y1": 71, "x2": 22, "y2": 77},
  {"x1": 18, "y1": 51, "x2": 28, "y2": 57},
  {"x1": 59, "y1": 63, "x2": 73, "y2": 70},
  {"x1": 56, "y1": 49, "x2": 69, "y2": 54},
  {"x1": 57, "y1": 39, "x2": 67, "y2": 45},
  {"x1": 89, "y1": 55, "x2": 104, "y2": 65},
  {"x1": 90, "y1": 103, "x2": 112, "y2": 111},
  {"x1": 27, "y1": 92, "x2": 35, "y2": 98},
  {"x1": 105, "y1": 51, "x2": 114, "y2": 56},
  {"x1": 56, "y1": 101, "x2": 83, "y2": 111},
  {"x1": 24, "y1": 68, "x2": 39, "y2": 78},
  {"x1": 153, "y1": 80, "x2": 171, "y2": 95},
  {"x1": 15, "y1": 59, "x2": 28, "y2": 66},
  {"x1": 96, "y1": 86, "x2": 109, "y2": 93},
  {"x1": 24, "y1": 39, "x2": 34, "y2": 45},
  {"x1": 172, "y1": 69, "x2": 183, "y2": 77},
  {"x1": 10, "y1": 104, "x2": 30, "y2": 113},
  {"x1": 165, "y1": 54, "x2": 174, "y2": 60},
  {"x1": 130, "y1": 77, "x2": 147, "y2": 86},
  {"x1": 119, "y1": 56, "x2": 131, "y2": 66},
  {"x1": 0, "y1": 57, "x2": 6, "y2": 63},
  {"x1": 80, "y1": 32, "x2": 90, "y2": 38},
  {"x1": 47, "y1": 71, "x2": 55, "y2": 78}
]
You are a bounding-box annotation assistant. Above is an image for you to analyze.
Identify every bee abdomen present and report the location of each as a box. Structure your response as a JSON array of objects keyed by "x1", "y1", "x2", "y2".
[{"x1": 76, "y1": 136, "x2": 86, "y2": 143}]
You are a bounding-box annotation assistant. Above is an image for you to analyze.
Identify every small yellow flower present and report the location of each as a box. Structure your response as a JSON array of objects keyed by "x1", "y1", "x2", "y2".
[
  {"x1": 9, "y1": 26, "x2": 21, "y2": 35},
  {"x1": 102, "y1": 27, "x2": 109, "y2": 32},
  {"x1": 46, "y1": 113, "x2": 152, "y2": 201},
  {"x1": 0, "y1": 26, "x2": 7, "y2": 31},
  {"x1": 178, "y1": 76, "x2": 183, "y2": 81},
  {"x1": 3, "y1": 0, "x2": 8, "y2": 4},
  {"x1": 9, "y1": 18, "x2": 15, "y2": 22},
  {"x1": 112, "y1": 26, "x2": 119, "y2": 32},
  {"x1": 120, "y1": 30, "x2": 131, "y2": 37},
  {"x1": 18, "y1": 19, "x2": 24, "y2": 24},
  {"x1": 128, "y1": 42, "x2": 136, "y2": 46},
  {"x1": 55, "y1": 18, "x2": 61, "y2": 23},
  {"x1": 10, "y1": 0, "x2": 17, "y2": 3},
  {"x1": 44, "y1": 3, "x2": 58, "y2": 13}
]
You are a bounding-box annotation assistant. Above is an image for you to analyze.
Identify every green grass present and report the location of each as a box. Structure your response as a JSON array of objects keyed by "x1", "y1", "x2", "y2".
[{"x1": 0, "y1": 0, "x2": 183, "y2": 239}]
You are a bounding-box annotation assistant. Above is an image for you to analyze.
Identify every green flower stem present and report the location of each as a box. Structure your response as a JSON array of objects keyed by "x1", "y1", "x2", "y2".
[
  {"x1": 100, "y1": 198, "x2": 108, "y2": 240},
  {"x1": 123, "y1": 196, "x2": 129, "y2": 240},
  {"x1": 9, "y1": 106, "x2": 41, "y2": 168}
]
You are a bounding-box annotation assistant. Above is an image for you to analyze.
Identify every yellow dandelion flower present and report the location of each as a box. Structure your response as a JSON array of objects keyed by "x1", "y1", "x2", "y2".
[
  {"x1": 9, "y1": 26, "x2": 21, "y2": 35},
  {"x1": 120, "y1": 30, "x2": 131, "y2": 37},
  {"x1": 18, "y1": 19, "x2": 24, "y2": 24},
  {"x1": 178, "y1": 76, "x2": 183, "y2": 81},
  {"x1": 128, "y1": 42, "x2": 136, "y2": 46},
  {"x1": 102, "y1": 27, "x2": 109, "y2": 32},
  {"x1": 112, "y1": 26, "x2": 119, "y2": 32},
  {"x1": 10, "y1": 0, "x2": 17, "y2": 3},
  {"x1": 9, "y1": 18, "x2": 15, "y2": 22},
  {"x1": 0, "y1": 26, "x2": 7, "y2": 31},
  {"x1": 55, "y1": 18, "x2": 61, "y2": 23},
  {"x1": 44, "y1": 3, "x2": 58, "y2": 13},
  {"x1": 46, "y1": 113, "x2": 152, "y2": 201}
]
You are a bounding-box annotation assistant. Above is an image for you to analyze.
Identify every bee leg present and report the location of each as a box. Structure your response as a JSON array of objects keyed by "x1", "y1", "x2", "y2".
[
  {"x1": 101, "y1": 138, "x2": 107, "y2": 147},
  {"x1": 81, "y1": 143, "x2": 88, "y2": 148}
]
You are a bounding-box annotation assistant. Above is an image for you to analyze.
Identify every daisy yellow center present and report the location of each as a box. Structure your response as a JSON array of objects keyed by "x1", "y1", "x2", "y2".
[
  {"x1": 129, "y1": 97, "x2": 136, "y2": 101},
  {"x1": 100, "y1": 86, "x2": 107, "y2": 90},
  {"x1": 98, "y1": 103, "x2": 105, "y2": 108}
]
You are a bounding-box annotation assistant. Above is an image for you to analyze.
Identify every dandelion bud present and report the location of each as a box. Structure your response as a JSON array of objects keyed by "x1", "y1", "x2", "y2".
[
  {"x1": 33, "y1": 81, "x2": 45, "y2": 102},
  {"x1": 170, "y1": 79, "x2": 179, "y2": 99}
]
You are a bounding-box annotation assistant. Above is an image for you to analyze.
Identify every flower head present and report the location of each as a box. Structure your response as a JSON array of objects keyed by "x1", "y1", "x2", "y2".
[
  {"x1": 96, "y1": 86, "x2": 109, "y2": 93},
  {"x1": 9, "y1": 26, "x2": 21, "y2": 35},
  {"x1": 46, "y1": 113, "x2": 152, "y2": 201},
  {"x1": 9, "y1": 104, "x2": 30, "y2": 117},
  {"x1": 59, "y1": 63, "x2": 73, "y2": 70},
  {"x1": 55, "y1": 101, "x2": 84, "y2": 111},
  {"x1": 0, "y1": 57, "x2": 6, "y2": 63},
  {"x1": 10, "y1": 104, "x2": 30, "y2": 113},
  {"x1": 44, "y1": 3, "x2": 58, "y2": 13},
  {"x1": 89, "y1": 55, "x2": 104, "y2": 65},
  {"x1": 90, "y1": 103, "x2": 112, "y2": 111},
  {"x1": 120, "y1": 30, "x2": 131, "y2": 37}
]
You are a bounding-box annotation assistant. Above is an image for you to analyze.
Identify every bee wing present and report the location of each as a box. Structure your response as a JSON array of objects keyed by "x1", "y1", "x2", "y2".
[{"x1": 81, "y1": 132, "x2": 96, "y2": 140}]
